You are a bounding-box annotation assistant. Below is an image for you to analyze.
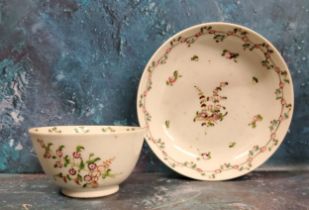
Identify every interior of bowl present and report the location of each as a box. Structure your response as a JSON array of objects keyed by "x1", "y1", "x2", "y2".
[
  {"x1": 137, "y1": 22, "x2": 293, "y2": 180},
  {"x1": 29, "y1": 125, "x2": 145, "y2": 135}
]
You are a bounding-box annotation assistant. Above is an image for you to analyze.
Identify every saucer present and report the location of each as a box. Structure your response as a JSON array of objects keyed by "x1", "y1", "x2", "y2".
[{"x1": 137, "y1": 22, "x2": 294, "y2": 180}]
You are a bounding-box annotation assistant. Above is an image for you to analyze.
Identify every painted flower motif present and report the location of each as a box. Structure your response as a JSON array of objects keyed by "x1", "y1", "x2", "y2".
[
  {"x1": 69, "y1": 168, "x2": 77, "y2": 175},
  {"x1": 221, "y1": 49, "x2": 239, "y2": 62},
  {"x1": 88, "y1": 163, "x2": 97, "y2": 171},
  {"x1": 274, "y1": 66, "x2": 281, "y2": 73},
  {"x1": 54, "y1": 160, "x2": 63, "y2": 168},
  {"x1": 73, "y1": 152, "x2": 81, "y2": 159},
  {"x1": 248, "y1": 114, "x2": 263, "y2": 128},
  {"x1": 215, "y1": 169, "x2": 222, "y2": 174},
  {"x1": 166, "y1": 70, "x2": 182, "y2": 86},
  {"x1": 260, "y1": 146, "x2": 267, "y2": 152},
  {"x1": 271, "y1": 132, "x2": 276, "y2": 139},
  {"x1": 233, "y1": 165, "x2": 239, "y2": 169},
  {"x1": 193, "y1": 82, "x2": 228, "y2": 130},
  {"x1": 84, "y1": 175, "x2": 92, "y2": 182},
  {"x1": 201, "y1": 152, "x2": 211, "y2": 160},
  {"x1": 44, "y1": 152, "x2": 51, "y2": 159},
  {"x1": 196, "y1": 168, "x2": 204, "y2": 173},
  {"x1": 281, "y1": 98, "x2": 286, "y2": 105},
  {"x1": 37, "y1": 139, "x2": 116, "y2": 188},
  {"x1": 56, "y1": 150, "x2": 63, "y2": 158}
]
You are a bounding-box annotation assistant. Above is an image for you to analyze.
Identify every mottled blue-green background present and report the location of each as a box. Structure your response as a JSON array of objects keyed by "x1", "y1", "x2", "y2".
[{"x1": 0, "y1": 0, "x2": 308, "y2": 173}]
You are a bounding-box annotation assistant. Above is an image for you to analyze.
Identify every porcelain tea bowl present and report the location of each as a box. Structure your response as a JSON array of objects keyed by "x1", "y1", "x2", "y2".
[{"x1": 29, "y1": 125, "x2": 146, "y2": 198}]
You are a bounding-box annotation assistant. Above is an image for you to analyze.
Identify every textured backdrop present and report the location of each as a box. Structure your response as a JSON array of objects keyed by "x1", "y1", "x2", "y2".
[{"x1": 0, "y1": 0, "x2": 308, "y2": 173}]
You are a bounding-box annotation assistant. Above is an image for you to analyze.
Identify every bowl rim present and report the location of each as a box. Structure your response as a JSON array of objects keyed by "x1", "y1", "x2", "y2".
[{"x1": 28, "y1": 125, "x2": 147, "y2": 136}]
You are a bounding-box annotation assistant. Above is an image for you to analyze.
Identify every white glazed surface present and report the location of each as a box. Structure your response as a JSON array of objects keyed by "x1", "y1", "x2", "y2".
[
  {"x1": 137, "y1": 22, "x2": 294, "y2": 180},
  {"x1": 29, "y1": 126, "x2": 146, "y2": 197}
]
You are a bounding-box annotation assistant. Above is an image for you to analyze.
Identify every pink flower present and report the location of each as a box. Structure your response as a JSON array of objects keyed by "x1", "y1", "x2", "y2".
[
  {"x1": 233, "y1": 165, "x2": 239, "y2": 169},
  {"x1": 274, "y1": 66, "x2": 281, "y2": 73},
  {"x1": 215, "y1": 169, "x2": 221, "y2": 174},
  {"x1": 56, "y1": 150, "x2": 63, "y2": 158},
  {"x1": 69, "y1": 168, "x2": 76, "y2": 175},
  {"x1": 195, "y1": 32, "x2": 202, "y2": 37},
  {"x1": 225, "y1": 52, "x2": 231, "y2": 59},
  {"x1": 73, "y1": 152, "x2": 81, "y2": 159},
  {"x1": 260, "y1": 146, "x2": 267, "y2": 152},
  {"x1": 201, "y1": 152, "x2": 211, "y2": 160},
  {"x1": 165, "y1": 47, "x2": 172, "y2": 54},
  {"x1": 196, "y1": 168, "x2": 203, "y2": 173},
  {"x1": 248, "y1": 157, "x2": 253, "y2": 162},
  {"x1": 279, "y1": 82, "x2": 284, "y2": 89},
  {"x1": 168, "y1": 77, "x2": 176, "y2": 84},
  {"x1": 281, "y1": 98, "x2": 286, "y2": 105},
  {"x1": 242, "y1": 37, "x2": 249, "y2": 42},
  {"x1": 84, "y1": 175, "x2": 92, "y2": 182},
  {"x1": 271, "y1": 132, "x2": 276, "y2": 139},
  {"x1": 44, "y1": 153, "x2": 51, "y2": 159},
  {"x1": 88, "y1": 163, "x2": 97, "y2": 170}
]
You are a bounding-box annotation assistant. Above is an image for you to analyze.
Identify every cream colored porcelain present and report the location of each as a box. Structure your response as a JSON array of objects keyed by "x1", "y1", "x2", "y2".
[
  {"x1": 29, "y1": 126, "x2": 146, "y2": 198},
  {"x1": 137, "y1": 22, "x2": 294, "y2": 180}
]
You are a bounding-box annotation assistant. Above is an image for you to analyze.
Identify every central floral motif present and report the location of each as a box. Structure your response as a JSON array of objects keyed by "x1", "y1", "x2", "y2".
[
  {"x1": 193, "y1": 82, "x2": 229, "y2": 128},
  {"x1": 37, "y1": 139, "x2": 116, "y2": 188}
]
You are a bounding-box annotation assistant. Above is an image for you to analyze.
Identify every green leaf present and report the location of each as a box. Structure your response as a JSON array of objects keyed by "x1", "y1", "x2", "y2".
[
  {"x1": 165, "y1": 120, "x2": 170, "y2": 128},
  {"x1": 79, "y1": 160, "x2": 85, "y2": 170},
  {"x1": 102, "y1": 169, "x2": 112, "y2": 179},
  {"x1": 93, "y1": 157, "x2": 101, "y2": 163},
  {"x1": 82, "y1": 183, "x2": 87, "y2": 188},
  {"x1": 76, "y1": 145, "x2": 85, "y2": 152},
  {"x1": 77, "y1": 174, "x2": 83, "y2": 182},
  {"x1": 252, "y1": 76, "x2": 259, "y2": 83},
  {"x1": 88, "y1": 157, "x2": 101, "y2": 164},
  {"x1": 58, "y1": 145, "x2": 65, "y2": 151},
  {"x1": 66, "y1": 175, "x2": 71, "y2": 181},
  {"x1": 173, "y1": 70, "x2": 178, "y2": 77},
  {"x1": 64, "y1": 155, "x2": 70, "y2": 167}
]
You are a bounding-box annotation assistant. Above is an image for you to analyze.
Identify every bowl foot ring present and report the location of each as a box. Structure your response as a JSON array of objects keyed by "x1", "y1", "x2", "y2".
[{"x1": 61, "y1": 185, "x2": 119, "y2": 198}]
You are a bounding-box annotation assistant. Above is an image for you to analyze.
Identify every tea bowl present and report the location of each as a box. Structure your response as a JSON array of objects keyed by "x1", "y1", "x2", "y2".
[{"x1": 29, "y1": 125, "x2": 146, "y2": 198}]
